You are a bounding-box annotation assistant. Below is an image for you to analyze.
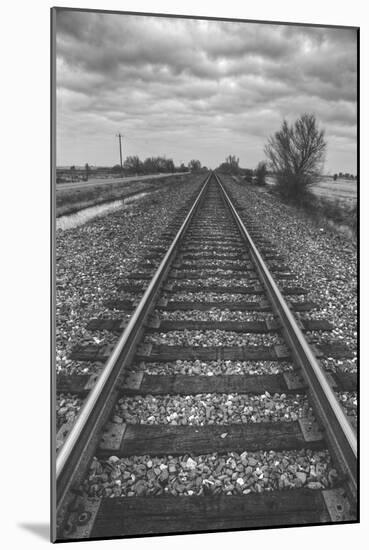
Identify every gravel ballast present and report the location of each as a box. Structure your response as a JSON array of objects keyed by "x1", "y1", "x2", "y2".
[
  {"x1": 57, "y1": 393, "x2": 84, "y2": 430},
  {"x1": 158, "y1": 309, "x2": 275, "y2": 322},
  {"x1": 173, "y1": 278, "x2": 257, "y2": 288},
  {"x1": 223, "y1": 178, "x2": 357, "y2": 374},
  {"x1": 83, "y1": 449, "x2": 336, "y2": 497},
  {"x1": 144, "y1": 330, "x2": 284, "y2": 347},
  {"x1": 56, "y1": 176, "x2": 203, "y2": 377},
  {"x1": 181, "y1": 259, "x2": 250, "y2": 268},
  {"x1": 337, "y1": 391, "x2": 357, "y2": 421},
  {"x1": 130, "y1": 360, "x2": 294, "y2": 375},
  {"x1": 113, "y1": 393, "x2": 311, "y2": 425},
  {"x1": 168, "y1": 292, "x2": 263, "y2": 302},
  {"x1": 320, "y1": 357, "x2": 357, "y2": 374}
]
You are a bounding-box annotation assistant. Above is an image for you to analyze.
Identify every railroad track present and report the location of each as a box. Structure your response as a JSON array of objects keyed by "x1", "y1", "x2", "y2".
[{"x1": 53, "y1": 171, "x2": 357, "y2": 541}]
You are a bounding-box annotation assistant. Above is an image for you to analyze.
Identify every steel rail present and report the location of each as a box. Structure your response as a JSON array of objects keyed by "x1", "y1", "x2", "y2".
[
  {"x1": 55, "y1": 172, "x2": 212, "y2": 517},
  {"x1": 215, "y1": 173, "x2": 357, "y2": 504}
]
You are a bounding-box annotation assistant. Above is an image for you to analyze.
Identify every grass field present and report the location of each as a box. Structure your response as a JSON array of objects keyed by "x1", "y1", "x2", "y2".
[
  {"x1": 262, "y1": 175, "x2": 358, "y2": 239},
  {"x1": 265, "y1": 175, "x2": 357, "y2": 204},
  {"x1": 56, "y1": 174, "x2": 190, "y2": 217},
  {"x1": 311, "y1": 177, "x2": 357, "y2": 205}
]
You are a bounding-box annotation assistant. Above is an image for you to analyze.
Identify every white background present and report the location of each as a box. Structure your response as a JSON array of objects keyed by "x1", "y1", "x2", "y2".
[{"x1": 1, "y1": 0, "x2": 366, "y2": 547}]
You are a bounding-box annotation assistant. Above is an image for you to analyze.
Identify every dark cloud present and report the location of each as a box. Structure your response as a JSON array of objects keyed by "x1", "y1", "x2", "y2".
[{"x1": 56, "y1": 10, "x2": 357, "y2": 172}]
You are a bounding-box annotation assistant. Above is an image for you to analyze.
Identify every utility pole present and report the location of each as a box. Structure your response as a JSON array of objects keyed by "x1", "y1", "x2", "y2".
[{"x1": 116, "y1": 133, "x2": 123, "y2": 172}]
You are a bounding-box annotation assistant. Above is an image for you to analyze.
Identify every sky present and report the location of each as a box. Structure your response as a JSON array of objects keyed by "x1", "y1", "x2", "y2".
[{"x1": 55, "y1": 10, "x2": 358, "y2": 173}]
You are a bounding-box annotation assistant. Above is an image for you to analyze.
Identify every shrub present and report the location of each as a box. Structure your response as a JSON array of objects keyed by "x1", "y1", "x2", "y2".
[{"x1": 255, "y1": 162, "x2": 267, "y2": 186}]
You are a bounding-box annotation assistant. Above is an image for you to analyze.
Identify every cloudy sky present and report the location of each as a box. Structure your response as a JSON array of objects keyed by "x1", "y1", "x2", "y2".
[{"x1": 56, "y1": 10, "x2": 357, "y2": 173}]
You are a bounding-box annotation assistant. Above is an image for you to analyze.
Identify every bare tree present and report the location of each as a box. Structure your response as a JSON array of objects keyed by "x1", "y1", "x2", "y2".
[
  {"x1": 255, "y1": 161, "x2": 267, "y2": 186},
  {"x1": 264, "y1": 113, "x2": 326, "y2": 200},
  {"x1": 188, "y1": 159, "x2": 202, "y2": 172},
  {"x1": 217, "y1": 155, "x2": 240, "y2": 174},
  {"x1": 226, "y1": 154, "x2": 239, "y2": 168},
  {"x1": 123, "y1": 155, "x2": 143, "y2": 174}
]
